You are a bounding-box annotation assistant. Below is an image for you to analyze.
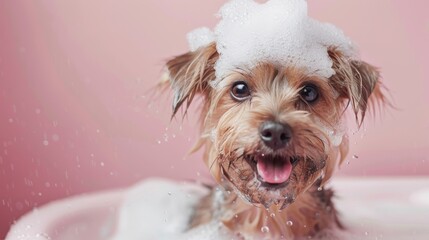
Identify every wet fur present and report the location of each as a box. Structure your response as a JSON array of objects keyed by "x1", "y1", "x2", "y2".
[{"x1": 163, "y1": 42, "x2": 385, "y2": 239}]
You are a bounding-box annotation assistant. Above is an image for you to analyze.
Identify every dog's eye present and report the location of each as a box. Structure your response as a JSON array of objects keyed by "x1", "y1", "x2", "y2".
[
  {"x1": 300, "y1": 84, "x2": 319, "y2": 103},
  {"x1": 231, "y1": 81, "x2": 251, "y2": 101}
]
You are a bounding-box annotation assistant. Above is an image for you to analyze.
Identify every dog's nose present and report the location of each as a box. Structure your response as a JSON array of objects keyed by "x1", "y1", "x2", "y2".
[{"x1": 259, "y1": 121, "x2": 292, "y2": 150}]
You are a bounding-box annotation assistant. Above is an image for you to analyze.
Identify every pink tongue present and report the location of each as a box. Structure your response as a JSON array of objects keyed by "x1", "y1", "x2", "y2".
[{"x1": 256, "y1": 157, "x2": 292, "y2": 184}]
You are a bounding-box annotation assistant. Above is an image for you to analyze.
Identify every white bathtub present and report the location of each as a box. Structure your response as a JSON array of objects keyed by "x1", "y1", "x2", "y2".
[{"x1": 6, "y1": 177, "x2": 429, "y2": 240}]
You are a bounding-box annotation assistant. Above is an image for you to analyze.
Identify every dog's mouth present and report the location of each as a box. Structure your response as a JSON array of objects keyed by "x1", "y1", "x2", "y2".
[
  {"x1": 247, "y1": 154, "x2": 299, "y2": 185},
  {"x1": 223, "y1": 153, "x2": 319, "y2": 208}
]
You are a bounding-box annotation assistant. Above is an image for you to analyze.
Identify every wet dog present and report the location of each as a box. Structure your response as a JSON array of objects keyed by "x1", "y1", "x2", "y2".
[{"x1": 163, "y1": 1, "x2": 385, "y2": 239}]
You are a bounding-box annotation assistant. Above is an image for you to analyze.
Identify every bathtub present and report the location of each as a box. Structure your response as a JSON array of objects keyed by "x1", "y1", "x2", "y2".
[{"x1": 6, "y1": 177, "x2": 429, "y2": 240}]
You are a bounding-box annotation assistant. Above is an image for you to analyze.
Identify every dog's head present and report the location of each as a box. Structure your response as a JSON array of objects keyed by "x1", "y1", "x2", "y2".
[
  {"x1": 165, "y1": 42, "x2": 384, "y2": 208},
  {"x1": 164, "y1": 0, "x2": 385, "y2": 209}
]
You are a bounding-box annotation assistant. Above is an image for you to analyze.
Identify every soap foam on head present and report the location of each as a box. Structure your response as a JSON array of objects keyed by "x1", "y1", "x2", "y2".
[
  {"x1": 187, "y1": 0, "x2": 354, "y2": 85},
  {"x1": 187, "y1": 27, "x2": 215, "y2": 52}
]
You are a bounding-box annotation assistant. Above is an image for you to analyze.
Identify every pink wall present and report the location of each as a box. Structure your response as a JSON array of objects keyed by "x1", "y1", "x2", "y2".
[{"x1": 0, "y1": 0, "x2": 428, "y2": 237}]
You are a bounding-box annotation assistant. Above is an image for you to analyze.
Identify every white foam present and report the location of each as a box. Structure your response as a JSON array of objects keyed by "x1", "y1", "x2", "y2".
[
  {"x1": 110, "y1": 179, "x2": 235, "y2": 240},
  {"x1": 317, "y1": 118, "x2": 346, "y2": 147},
  {"x1": 111, "y1": 178, "x2": 429, "y2": 240},
  {"x1": 187, "y1": 0, "x2": 354, "y2": 84},
  {"x1": 187, "y1": 27, "x2": 215, "y2": 52}
]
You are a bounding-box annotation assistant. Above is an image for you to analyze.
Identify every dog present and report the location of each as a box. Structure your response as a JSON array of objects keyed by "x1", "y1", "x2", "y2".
[{"x1": 162, "y1": 0, "x2": 385, "y2": 239}]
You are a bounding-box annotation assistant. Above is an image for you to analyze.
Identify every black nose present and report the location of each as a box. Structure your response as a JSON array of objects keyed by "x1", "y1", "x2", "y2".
[{"x1": 259, "y1": 121, "x2": 292, "y2": 150}]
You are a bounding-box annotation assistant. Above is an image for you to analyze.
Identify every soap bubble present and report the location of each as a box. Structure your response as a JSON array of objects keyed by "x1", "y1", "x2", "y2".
[{"x1": 261, "y1": 226, "x2": 270, "y2": 233}]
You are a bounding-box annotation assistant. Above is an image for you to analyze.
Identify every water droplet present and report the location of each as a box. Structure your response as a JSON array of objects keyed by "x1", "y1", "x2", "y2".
[
  {"x1": 261, "y1": 226, "x2": 270, "y2": 233},
  {"x1": 270, "y1": 213, "x2": 276, "y2": 218},
  {"x1": 352, "y1": 155, "x2": 358, "y2": 159},
  {"x1": 317, "y1": 187, "x2": 322, "y2": 191},
  {"x1": 365, "y1": 231, "x2": 369, "y2": 236},
  {"x1": 168, "y1": 192, "x2": 172, "y2": 196},
  {"x1": 286, "y1": 220, "x2": 293, "y2": 226},
  {"x1": 100, "y1": 162, "x2": 105, "y2": 167},
  {"x1": 234, "y1": 214, "x2": 238, "y2": 218},
  {"x1": 157, "y1": 140, "x2": 161, "y2": 144},
  {"x1": 42, "y1": 140, "x2": 49, "y2": 146},
  {"x1": 320, "y1": 170, "x2": 325, "y2": 179},
  {"x1": 8, "y1": 118, "x2": 13, "y2": 123},
  {"x1": 51, "y1": 134, "x2": 59, "y2": 142},
  {"x1": 45, "y1": 182, "x2": 51, "y2": 188},
  {"x1": 196, "y1": 171, "x2": 201, "y2": 176}
]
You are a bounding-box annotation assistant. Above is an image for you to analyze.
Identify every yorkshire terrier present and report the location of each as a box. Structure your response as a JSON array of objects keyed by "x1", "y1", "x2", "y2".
[{"x1": 162, "y1": 0, "x2": 385, "y2": 239}]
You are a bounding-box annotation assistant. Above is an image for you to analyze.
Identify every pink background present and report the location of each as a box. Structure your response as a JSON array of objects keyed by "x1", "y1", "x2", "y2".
[{"x1": 1, "y1": 0, "x2": 428, "y2": 238}]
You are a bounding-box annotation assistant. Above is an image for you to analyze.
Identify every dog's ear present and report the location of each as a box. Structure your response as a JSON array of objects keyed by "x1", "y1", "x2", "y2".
[
  {"x1": 165, "y1": 43, "x2": 218, "y2": 117},
  {"x1": 328, "y1": 49, "x2": 386, "y2": 126}
]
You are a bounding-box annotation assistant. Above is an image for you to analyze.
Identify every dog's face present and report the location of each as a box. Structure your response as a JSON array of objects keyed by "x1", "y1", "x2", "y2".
[{"x1": 165, "y1": 43, "x2": 384, "y2": 208}]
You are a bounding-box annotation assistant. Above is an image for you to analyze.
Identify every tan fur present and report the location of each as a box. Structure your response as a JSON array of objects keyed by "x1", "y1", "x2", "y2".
[
  {"x1": 165, "y1": 43, "x2": 385, "y2": 239},
  {"x1": 165, "y1": 43, "x2": 218, "y2": 117},
  {"x1": 328, "y1": 48, "x2": 387, "y2": 126}
]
